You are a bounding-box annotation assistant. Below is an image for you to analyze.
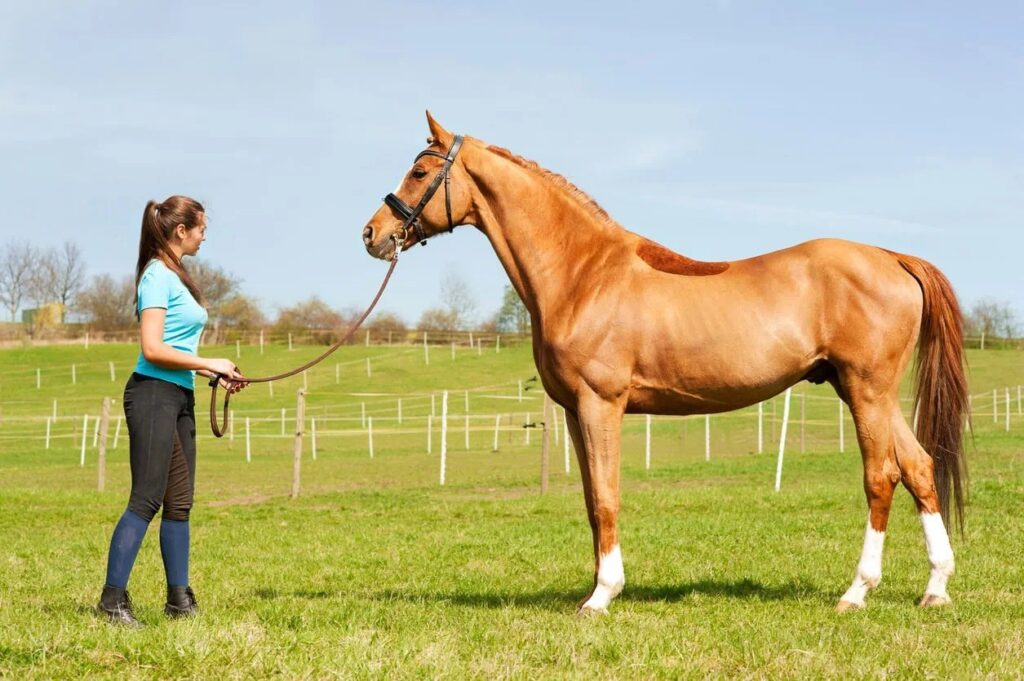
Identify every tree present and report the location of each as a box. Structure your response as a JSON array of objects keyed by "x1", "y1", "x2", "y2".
[
  {"x1": 367, "y1": 311, "x2": 407, "y2": 339},
  {"x1": 494, "y1": 284, "x2": 530, "y2": 334},
  {"x1": 30, "y1": 242, "x2": 86, "y2": 316},
  {"x1": 966, "y1": 299, "x2": 1019, "y2": 340},
  {"x1": 440, "y1": 271, "x2": 477, "y2": 330},
  {"x1": 186, "y1": 259, "x2": 242, "y2": 342},
  {"x1": 274, "y1": 297, "x2": 344, "y2": 343},
  {"x1": 218, "y1": 294, "x2": 266, "y2": 329},
  {"x1": 417, "y1": 307, "x2": 458, "y2": 332},
  {"x1": 77, "y1": 274, "x2": 136, "y2": 330},
  {"x1": 0, "y1": 240, "x2": 39, "y2": 321}
]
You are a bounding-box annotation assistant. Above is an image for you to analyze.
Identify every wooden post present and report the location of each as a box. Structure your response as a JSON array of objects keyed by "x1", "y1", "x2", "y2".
[
  {"x1": 269, "y1": 380, "x2": 274, "y2": 398},
  {"x1": 45, "y1": 417, "x2": 51, "y2": 450},
  {"x1": 645, "y1": 414, "x2": 652, "y2": 470},
  {"x1": 367, "y1": 417, "x2": 374, "y2": 458},
  {"x1": 366, "y1": 358, "x2": 371, "y2": 379},
  {"x1": 493, "y1": 414, "x2": 501, "y2": 452},
  {"x1": 440, "y1": 391, "x2": 448, "y2": 485},
  {"x1": 540, "y1": 395, "x2": 550, "y2": 494},
  {"x1": 97, "y1": 398, "x2": 111, "y2": 492},
  {"x1": 774, "y1": 388, "x2": 793, "y2": 492},
  {"x1": 290, "y1": 389, "x2": 305, "y2": 498},
  {"x1": 427, "y1": 414, "x2": 433, "y2": 454},
  {"x1": 109, "y1": 361, "x2": 115, "y2": 382},
  {"x1": 245, "y1": 417, "x2": 251, "y2": 463},
  {"x1": 84, "y1": 332, "x2": 89, "y2": 350},
  {"x1": 704, "y1": 415, "x2": 710, "y2": 461},
  {"x1": 259, "y1": 328, "x2": 264, "y2": 355},
  {"x1": 757, "y1": 402, "x2": 763, "y2": 454},
  {"x1": 281, "y1": 408, "x2": 286, "y2": 436},
  {"x1": 311, "y1": 416, "x2": 317, "y2": 460},
  {"x1": 80, "y1": 415, "x2": 88, "y2": 466},
  {"x1": 464, "y1": 414, "x2": 470, "y2": 450},
  {"x1": 113, "y1": 417, "x2": 121, "y2": 449},
  {"x1": 361, "y1": 402, "x2": 366, "y2": 429},
  {"x1": 525, "y1": 412, "x2": 531, "y2": 445},
  {"x1": 1006, "y1": 387, "x2": 1011, "y2": 432},
  {"x1": 839, "y1": 399, "x2": 845, "y2": 453},
  {"x1": 92, "y1": 417, "x2": 99, "y2": 448},
  {"x1": 423, "y1": 332, "x2": 429, "y2": 365},
  {"x1": 335, "y1": 364, "x2": 340, "y2": 384},
  {"x1": 800, "y1": 394, "x2": 806, "y2": 454},
  {"x1": 36, "y1": 368, "x2": 41, "y2": 389},
  {"x1": 397, "y1": 398, "x2": 403, "y2": 425},
  {"x1": 52, "y1": 399, "x2": 57, "y2": 419},
  {"x1": 469, "y1": 331, "x2": 474, "y2": 348},
  {"x1": 518, "y1": 381, "x2": 523, "y2": 402},
  {"x1": 564, "y1": 414, "x2": 570, "y2": 474},
  {"x1": 365, "y1": 329, "x2": 370, "y2": 347},
  {"x1": 236, "y1": 339, "x2": 241, "y2": 359},
  {"x1": 981, "y1": 331, "x2": 986, "y2": 350},
  {"x1": 72, "y1": 364, "x2": 76, "y2": 385},
  {"x1": 288, "y1": 333, "x2": 293, "y2": 351},
  {"x1": 496, "y1": 335, "x2": 501, "y2": 353}
]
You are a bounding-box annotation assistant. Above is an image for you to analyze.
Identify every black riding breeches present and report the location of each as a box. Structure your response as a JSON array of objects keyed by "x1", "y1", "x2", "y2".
[{"x1": 123, "y1": 373, "x2": 197, "y2": 522}]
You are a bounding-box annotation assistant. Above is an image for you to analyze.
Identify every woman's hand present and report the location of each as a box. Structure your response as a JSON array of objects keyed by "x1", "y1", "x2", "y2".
[
  {"x1": 206, "y1": 358, "x2": 245, "y2": 382},
  {"x1": 219, "y1": 376, "x2": 249, "y2": 394}
]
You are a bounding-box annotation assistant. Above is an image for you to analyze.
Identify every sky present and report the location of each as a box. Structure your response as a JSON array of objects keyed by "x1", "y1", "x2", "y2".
[{"x1": 1, "y1": 1, "x2": 1021, "y2": 326}]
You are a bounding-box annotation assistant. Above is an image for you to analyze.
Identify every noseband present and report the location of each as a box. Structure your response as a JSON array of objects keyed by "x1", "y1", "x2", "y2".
[{"x1": 383, "y1": 134, "x2": 464, "y2": 247}]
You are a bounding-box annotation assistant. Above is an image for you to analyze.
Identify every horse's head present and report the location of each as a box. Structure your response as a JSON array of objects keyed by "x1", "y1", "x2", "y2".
[{"x1": 363, "y1": 112, "x2": 474, "y2": 261}]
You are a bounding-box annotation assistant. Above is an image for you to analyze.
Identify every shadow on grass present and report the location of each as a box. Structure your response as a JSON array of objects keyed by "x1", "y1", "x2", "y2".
[{"x1": 253, "y1": 578, "x2": 832, "y2": 611}]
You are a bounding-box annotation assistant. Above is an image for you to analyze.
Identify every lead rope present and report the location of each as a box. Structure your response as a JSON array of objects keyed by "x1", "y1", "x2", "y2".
[{"x1": 208, "y1": 239, "x2": 401, "y2": 437}]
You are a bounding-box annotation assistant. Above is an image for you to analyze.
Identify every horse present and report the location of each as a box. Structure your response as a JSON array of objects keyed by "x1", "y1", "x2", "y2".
[{"x1": 361, "y1": 112, "x2": 969, "y2": 615}]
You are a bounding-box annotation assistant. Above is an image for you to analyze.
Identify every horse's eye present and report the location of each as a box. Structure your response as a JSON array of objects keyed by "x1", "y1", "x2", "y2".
[{"x1": 411, "y1": 167, "x2": 428, "y2": 179}]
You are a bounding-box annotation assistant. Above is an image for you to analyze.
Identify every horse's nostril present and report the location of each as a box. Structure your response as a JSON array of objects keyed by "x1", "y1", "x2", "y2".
[{"x1": 362, "y1": 225, "x2": 374, "y2": 245}]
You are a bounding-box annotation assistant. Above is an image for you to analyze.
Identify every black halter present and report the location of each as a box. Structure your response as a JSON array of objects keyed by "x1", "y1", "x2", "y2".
[{"x1": 383, "y1": 134, "x2": 465, "y2": 247}]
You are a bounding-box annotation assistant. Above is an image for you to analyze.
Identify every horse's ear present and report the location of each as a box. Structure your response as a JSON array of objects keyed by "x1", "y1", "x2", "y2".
[{"x1": 425, "y1": 110, "x2": 453, "y2": 147}]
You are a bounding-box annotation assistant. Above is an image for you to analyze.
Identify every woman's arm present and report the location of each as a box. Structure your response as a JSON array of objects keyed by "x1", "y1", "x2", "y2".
[{"x1": 140, "y1": 308, "x2": 244, "y2": 382}]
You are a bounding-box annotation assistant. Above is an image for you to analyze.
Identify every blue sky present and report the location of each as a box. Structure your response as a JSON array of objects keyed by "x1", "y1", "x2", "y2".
[{"x1": 1, "y1": 1, "x2": 1021, "y2": 325}]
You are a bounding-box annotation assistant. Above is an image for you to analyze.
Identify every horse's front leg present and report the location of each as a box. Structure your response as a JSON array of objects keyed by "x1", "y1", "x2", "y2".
[{"x1": 564, "y1": 394, "x2": 626, "y2": 615}]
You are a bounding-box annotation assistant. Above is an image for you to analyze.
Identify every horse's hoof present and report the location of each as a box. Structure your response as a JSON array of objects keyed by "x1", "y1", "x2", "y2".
[
  {"x1": 918, "y1": 593, "x2": 951, "y2": 608},
  {"x1": 835, "y1": 599, "x2": 864, "y2": 614},
  {"x1": 576, "y1": 603, "x2": 609, "y2": 617}
]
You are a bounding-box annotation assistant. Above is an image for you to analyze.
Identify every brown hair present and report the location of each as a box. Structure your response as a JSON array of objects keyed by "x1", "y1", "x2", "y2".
[{"x1": 134, "y1": 195, "x2": 205, "y2": 317}]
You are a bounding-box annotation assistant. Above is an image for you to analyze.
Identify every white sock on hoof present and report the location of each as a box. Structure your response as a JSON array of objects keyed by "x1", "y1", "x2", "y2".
[
  {"x1": 920, "y1": 512, "x2": 954, "y2": 599},
  {"x1": 580, "y1": 545, "x2": 624, "y2": 612},
  {"x1": 840, "y1": 517, "x2": 885, "y2": 606}
]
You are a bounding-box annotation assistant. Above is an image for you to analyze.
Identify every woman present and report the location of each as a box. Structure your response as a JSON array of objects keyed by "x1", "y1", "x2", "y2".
[{"x1": 98, "y1": 196, "x2": 246, "y2": 626}]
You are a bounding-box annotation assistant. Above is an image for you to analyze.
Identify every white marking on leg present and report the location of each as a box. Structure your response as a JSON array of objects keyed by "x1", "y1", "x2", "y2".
[
  {"x1": 920, "y1": 512, "x2": 954, "y2": 600},
  {"x1": 580, "y1": 544, "x2": 624, "y2": 613},
  {"x1": 840, "y1": 516, "x2": 885, "y2": 607}
]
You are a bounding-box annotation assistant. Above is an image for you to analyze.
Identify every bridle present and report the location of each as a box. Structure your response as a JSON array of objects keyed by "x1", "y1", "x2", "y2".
[
  {"x1": 383, "y1": 134, "x2": 465, "y2": 247},
  {"x1": 206, "y1": 133, "x2": 465, "y2": 437}
]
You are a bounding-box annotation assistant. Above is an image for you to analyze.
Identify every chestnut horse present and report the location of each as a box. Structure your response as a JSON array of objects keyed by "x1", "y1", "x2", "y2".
[{"x1": 362, "y1": 113, "x2": 968, "y2": 614}]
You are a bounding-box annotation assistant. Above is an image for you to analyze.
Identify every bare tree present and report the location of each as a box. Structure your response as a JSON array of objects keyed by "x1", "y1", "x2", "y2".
[
  {"x1": 966, "y1": 298, "x2": 1020, "y2": 340},
  {"x1": 0, "y1": 240, "x2": 39, "y2": 321},
  {"x1": 186, "y1": 259, "x2": 241, "y2": 343},
  {"x1": 218, "y1": 294, "x2": 266, "y2": 329},
  {"x1": 417, "y1": 307, "x2": 458, "y2": 332},
  {"x1": 30, "y1": 242, "x2": 86, "y2": 316},
  {"x1": 77, "y1": 274, "x2": 136, "y2": 330},
  {"x1": 440, "y1": 270, "x2": 478, "y2": 330}
]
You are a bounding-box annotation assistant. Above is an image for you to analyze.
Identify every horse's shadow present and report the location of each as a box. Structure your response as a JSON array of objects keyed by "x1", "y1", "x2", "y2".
[{"x1": 255, "y1": 578, "x2": 833, "y2": 611}]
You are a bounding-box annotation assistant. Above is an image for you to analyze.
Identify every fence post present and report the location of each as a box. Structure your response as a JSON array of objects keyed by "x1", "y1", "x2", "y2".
[
  {"x1": 774, "y1": 388, "x2": 793, "y2": 492},
  {"x1": 705, "y1": 415, "x2": 710, "y2": 461},
  {"x1": 37, "y1": 368, "x2": 41, "y2": 389},
  {"x1": 45, "y1": 417, "x2": 51, "y2": 450},
  {"x1": 259, "y1": 328, "x2": 264, "y2": 355},
  {"x1": 645, "y1": 414, "x2": 652, "y2": 470},
  {"x1": 1006, "y1": 387, "x2": 1011, "y2": 432},
  {"x1": 427, "y1": 414, "x2": 433, "y2": 454},
  {"x1": 423, "y1": 332, "x2": 429, "y2": 365},
  {"x1": 493, "y1": 414, "x2": 501, "y2": 452},
  {"x1": 397, "y1": 399, "x2": 403, "y2": 425},
  {"x1": 281, "y1": 408, "x2": 286, "y2": 436},
  {"x1": 540, "y1": 395, "x2": 550, "y2": 494},
  {"x1": 564, "y1": 413, "x2": 570, "y2": 474},
  {"x1": 290, "y1": 389, "x2": 305, "y2": 498},
  {"x1": 97, "y1": 398, "x2": 111, "y2": 492},
  {"x1": 440, "y1": 391, "x2": 448, "y2": 485},
  {"x1": 368, "y1": 416, "x2": 374, "y2": 458},
  {"x1": 80, "y1": 415, "x2": 88, "y2": 466},
  {"x1": 109, "y1": 362, "x2": 115, "y2": 382},
  {"x1": 757, "y1": 402, "x2": 763, "y2": 454},
  {"x1": 72, "y1": 364, "x2": 76, "y2": 385}
]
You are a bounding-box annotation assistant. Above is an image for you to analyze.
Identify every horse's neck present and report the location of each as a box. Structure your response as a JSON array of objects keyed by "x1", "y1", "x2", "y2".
[{"x1": 463, "y1": 145, "x2": 631, "y2": 322}]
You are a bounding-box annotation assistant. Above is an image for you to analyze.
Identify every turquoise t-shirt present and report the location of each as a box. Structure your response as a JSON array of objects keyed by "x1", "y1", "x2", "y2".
[{"x1": 134, "y1": 259, "x2": 208, "y2": 390}]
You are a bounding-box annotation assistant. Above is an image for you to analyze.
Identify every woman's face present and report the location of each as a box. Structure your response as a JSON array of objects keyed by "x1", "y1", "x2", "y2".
[{"x1": 175, "y1": 213, "x2": 207, "y2": 256}]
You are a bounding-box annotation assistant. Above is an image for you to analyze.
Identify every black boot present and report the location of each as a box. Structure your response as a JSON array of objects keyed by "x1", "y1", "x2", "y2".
[
  {"x1": 165, "y1": 586, "x2": 199, "y2": 618},
  {"x1": 97, "y1": 585, "x2": 142, "y2": 628}
]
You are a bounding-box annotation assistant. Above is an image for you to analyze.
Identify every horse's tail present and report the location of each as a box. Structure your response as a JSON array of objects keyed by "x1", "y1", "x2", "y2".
[{"x1": 890, "y1": 251, "x2": 970, "y2": 532}]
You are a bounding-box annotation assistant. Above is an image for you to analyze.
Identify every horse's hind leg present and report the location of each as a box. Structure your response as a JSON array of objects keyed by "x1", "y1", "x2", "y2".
[
  {"x1": 892, "y1": 417, "x2": 955, "y2": 606},
  {"x1": 836, "y1": 388, "x2": 902, "y2": 613}
]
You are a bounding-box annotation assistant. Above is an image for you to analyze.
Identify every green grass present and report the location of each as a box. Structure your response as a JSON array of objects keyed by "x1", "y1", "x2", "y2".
[{"x1": 1, "y1": 341, "x2": 1023, "y2": 679}]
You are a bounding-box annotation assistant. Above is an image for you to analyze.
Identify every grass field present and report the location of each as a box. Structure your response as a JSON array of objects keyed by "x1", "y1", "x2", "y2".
[{"x1": 1, "y1": 339, "x2": 1023, "y2": 679}]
